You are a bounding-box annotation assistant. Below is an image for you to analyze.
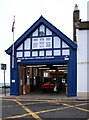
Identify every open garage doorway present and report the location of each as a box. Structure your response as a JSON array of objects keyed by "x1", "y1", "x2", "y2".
[{"x1": 19, "y1": 64, "x2": 68, "y2": 95}]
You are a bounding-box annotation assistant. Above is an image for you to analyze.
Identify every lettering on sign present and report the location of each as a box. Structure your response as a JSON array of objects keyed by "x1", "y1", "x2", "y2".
[{"x1": 17, "y1": 56, "x2": 54, "y2": 61}]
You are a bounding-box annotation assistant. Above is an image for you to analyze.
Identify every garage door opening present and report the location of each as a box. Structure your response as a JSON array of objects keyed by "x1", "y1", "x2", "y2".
[{"x1": 19, "y1": 64, "x2": 68, "y2": 95}]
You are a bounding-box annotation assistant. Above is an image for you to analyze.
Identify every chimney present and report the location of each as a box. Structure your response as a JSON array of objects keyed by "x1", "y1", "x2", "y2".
[{"x1": 73, "y1": 4, "x2": 80, "y2": 42}]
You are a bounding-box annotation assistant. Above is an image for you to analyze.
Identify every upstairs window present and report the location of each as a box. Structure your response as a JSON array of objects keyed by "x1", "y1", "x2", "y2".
[
  {"x1": 46, "y1": 28, "x2": 52, "y2": 35},
  {"x1": 39, "y1": 38, "x2": 45, "y2": 48},
  {"x1": 32, "y1": 29, "x2": 38, "y2": 36},
  {"x1": 62, "y1": 41, "x2": 69, "y2": 48},
  {"x1": 39, "y1": 25, "x2": 45, "y2": 36},
  {"x1": 46, "y1": 37, "x2": 52, "y2": 48},
  {"x1": 24, "y1": 38, "x2": 30, "y2": 50},
  {"x1": 32, "y1": 38, "x2": 38, "y2": 49},
  {"x1": 17, "y1": 44, "x2": 23, "y2": 50},
  {"x1": 32, "y1": 37, "x2": 52, "y2": 49},
  {"x1": 54, "y1": 37, "x2": 61, "y2": 48}
]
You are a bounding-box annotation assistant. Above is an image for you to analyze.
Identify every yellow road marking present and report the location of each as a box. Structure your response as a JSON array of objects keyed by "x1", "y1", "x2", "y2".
[
  {"x1": 3, "y1": 106, "x2": 69, "y2": 119},
  {"x1": 36, "y1": 106, "x2": 69, "y2": 114},
  {"x1": 1, "y1": 101, "x2": 47, "y2": 108},
  {"x1": 75, "y1": 106, "x2": 89, "y2": 112},
  {"x1": 3, "y1": 113, "x2": 31, "y2": 119},
  {"x1": 75, "y1": 103, "x2": 89, "y2": 107},
  {"x1": 22, "y1": 101, "x2": 48, "y2": 105},
  {"x1": 62, "y1": 103, "x2": 89, "y2": 112},
  {"x1": 14, "y1": 99, "x2": 43, "y2": 120}
]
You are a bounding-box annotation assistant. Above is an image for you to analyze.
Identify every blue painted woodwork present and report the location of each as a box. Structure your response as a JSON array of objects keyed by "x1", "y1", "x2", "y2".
[{"x1": 5, "y1": 16, "x2": 77, "y2": 96}]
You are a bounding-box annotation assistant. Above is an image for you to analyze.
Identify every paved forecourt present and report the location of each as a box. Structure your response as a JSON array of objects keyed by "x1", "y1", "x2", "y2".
[{"x1": 0, "y1": 97, "x2": 89, "y2": 119}]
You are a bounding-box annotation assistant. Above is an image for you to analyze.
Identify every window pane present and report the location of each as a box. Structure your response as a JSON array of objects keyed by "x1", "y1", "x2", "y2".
[
  {"x1": 16, "y1": 52, "x2": 23, "y2": 57},
  {"x1": 24, "y1": 38, "x2": 30, "y2": 50},
  {"x1": 39, "y1": 25, "x2": 45, "y2": 33},
  {"x1": 39, "y1": 51, "x2": 44, "y2": 56},
  {"x1": 54, "y1": 37, "x2": 61, "y2": 48},
  {"x1": 62, "y1": 41, "x2": 69, "y2": 48},
  {"x1": 17, "y1": 44, "x2": 23, "y2": 50},
  {"x1": 62, "y1": 49, "x2": 70, "y2": 55},
  {"x1": 54, "y1": 50, "x2": 61, "y2": 56},
  {"x1": 32, "y1": 29, "x2": 38, "y2": 36},
  {"x1": 32, "y1": 51, "x2": 38, "y2": 56},
  {"x1": 39, "y1": 38, "x2": 45, "y2": 48},
  {"x1": 32, "y1": 38, "x2": 38, "y2": 49},
  {"x1": 46, "y1": 28, "x2": 52, "y2": 35},
  {"x1": 46, "y1": 37, "x2": 52, "y2": 48},
  {"x1": 46, "y1": 50, "x2": 52, "y2": 56},
  {"x1": 24, "y1": 51, "x2": 30, "y2": 57}
]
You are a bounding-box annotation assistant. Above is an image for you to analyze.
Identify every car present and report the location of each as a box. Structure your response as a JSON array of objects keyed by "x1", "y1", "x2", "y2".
[{"x1": 41, "y1": 82, "x2": 55, "y2": 92}]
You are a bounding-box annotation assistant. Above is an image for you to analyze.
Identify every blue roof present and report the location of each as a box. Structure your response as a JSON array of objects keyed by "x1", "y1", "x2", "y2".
[{"x1": 6, "y1": 15, "x2": 77, "y2": 55}]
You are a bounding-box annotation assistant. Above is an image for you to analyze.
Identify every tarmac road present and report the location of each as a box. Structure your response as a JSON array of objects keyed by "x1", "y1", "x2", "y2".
[{"x1": 0, "y1": 97, "x2": 89, "y2": 120}]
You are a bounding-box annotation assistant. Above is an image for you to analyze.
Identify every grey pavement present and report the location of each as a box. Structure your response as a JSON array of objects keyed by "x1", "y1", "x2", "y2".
[
  {"x1": 0, "y1": 88, "x2": 88, "y2": 100},
  {"x1": 0, "y1": 93, "x2": 88, "y2": 101}
]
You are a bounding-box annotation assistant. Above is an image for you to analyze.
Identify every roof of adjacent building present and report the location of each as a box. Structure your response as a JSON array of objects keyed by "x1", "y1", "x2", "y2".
[
  {"x1": 6, "y1": 16, "x2": 77, "y2": 55},
  {"x1": 77, "y1": 21, "x2": 89, "y2": 30}
]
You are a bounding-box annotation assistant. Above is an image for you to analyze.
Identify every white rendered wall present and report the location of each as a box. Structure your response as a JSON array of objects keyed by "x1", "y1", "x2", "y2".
[{"x1": 77, "y1": 29, "x2": 89, "y2": 96}]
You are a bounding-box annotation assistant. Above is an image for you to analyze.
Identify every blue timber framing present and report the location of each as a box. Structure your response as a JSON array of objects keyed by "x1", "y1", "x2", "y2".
[{"x1": 6, "y1": 16, "x2": 77, "y2": 96}]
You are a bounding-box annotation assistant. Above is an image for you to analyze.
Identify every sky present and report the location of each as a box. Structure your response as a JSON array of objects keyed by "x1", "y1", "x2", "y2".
[{"x1": 0, "y1": 0, "x2": 88, "y2": 83}]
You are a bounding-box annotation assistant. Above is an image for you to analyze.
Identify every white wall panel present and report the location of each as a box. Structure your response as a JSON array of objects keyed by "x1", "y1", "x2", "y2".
[
  {"x1": 77, "y1": 64, "x2": 87, "y2": 92},
  {"x1": 77, "y1": 30, "x2": 87, "y2": 62},
  {"x1": 77, "y1": 29, "x2": 89, "y2": 93}
]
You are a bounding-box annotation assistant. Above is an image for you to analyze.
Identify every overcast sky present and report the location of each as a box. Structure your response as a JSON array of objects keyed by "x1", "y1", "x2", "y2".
[{"x1": 0, "y1": 0, "x2": 88, "y2": 83}]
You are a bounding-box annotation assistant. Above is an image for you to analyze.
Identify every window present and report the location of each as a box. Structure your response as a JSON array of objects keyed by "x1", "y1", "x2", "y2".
[
  {"x1": 54, "y1": 37, "x2": 61, "y2": 48},
  {"x1": 24, "y1": 38, "x2": 30, "y2": 50},
  {"x1": 46, "y1": 37, "x2": 52, "y2": 48},
  {"x1": 44, "y1": 72, "x2": 48, "y2": 77},
  {"x1": 46, "y1": 28, "x2": 52, "y2": 35},
  {"x1": 39, "y1": 25, "x2": 45, "y2": 35},
  {"x1": 32, "y1": 38, "x2": 38, "y2": 49},
  {"x1": 32, "y1": 29, "x2": 38, "y2": 36},
  {"x1": 24, "y1": 51, "x2": 30, "y2": 57},
  {"x1": 32, "y1": 51, "x2": 38, "y2": 56},
  {"x1": 39, "y1": 38, "x2": 45, "y2": 48},
  {"x1": 54, "y1": 50, "x2": 61, "y2": 56},
  {"x1": 62, "y1": 41, "x2": 69, "y2": 48},
  {"x1": 39, "y1": 51, "x2": 44, "y2": 56},
  {"x1": 16, "y1": 52, "x2": 23, "y2": 57},
  {"x1": 32, "y1": 37, "x2": 52, "y2": 49},
  {"x1": 62, "y1": 49, "x2": 70, "y2": 55},
  {"x1": 46, "y1": 50, "x2": 52, "y2": 56},
  {"x1": 17, "y1": 44, "x2": 23, "y2": 50}
]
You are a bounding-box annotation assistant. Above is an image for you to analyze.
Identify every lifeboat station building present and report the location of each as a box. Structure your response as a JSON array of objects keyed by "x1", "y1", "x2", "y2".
[{"x1": 6, "y1": 16, "x2": 77, "y2": 97}]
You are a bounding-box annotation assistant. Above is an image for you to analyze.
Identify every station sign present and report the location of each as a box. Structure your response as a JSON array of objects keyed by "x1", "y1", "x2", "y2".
[{"x1": 0, "y1": 64, "x2": 7, "y2": 70}]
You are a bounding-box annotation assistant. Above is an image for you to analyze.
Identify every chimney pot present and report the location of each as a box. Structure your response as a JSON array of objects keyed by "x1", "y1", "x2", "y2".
[{"x1": 74, "y1": 4, "x2": 79, "y2": 11}]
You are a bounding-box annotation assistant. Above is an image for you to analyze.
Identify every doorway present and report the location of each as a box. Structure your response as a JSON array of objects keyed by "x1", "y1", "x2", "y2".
[{"x1": 19, "y1": 64, "x2": 68, "y2": 95}]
